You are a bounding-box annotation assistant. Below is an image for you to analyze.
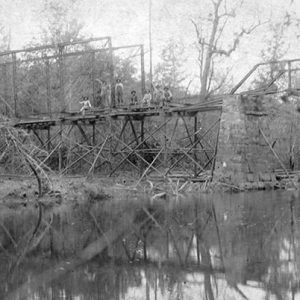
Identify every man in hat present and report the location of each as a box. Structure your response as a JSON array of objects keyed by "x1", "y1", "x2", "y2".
[
  {"x1": 163, "y1": 86, "x2": 172, "y2": 107},
  {"x1": 153, "y1": 84, "x2": 164, "y2": 108},
  {"x1": 130, "y1": 90, "x2": 138, "y2": 106},
  {"x1": 115, "y1": 78, "x2": 124, "y2": 106}
]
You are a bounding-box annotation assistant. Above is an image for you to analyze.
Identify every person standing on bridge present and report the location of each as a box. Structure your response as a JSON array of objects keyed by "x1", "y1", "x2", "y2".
[
  {"x1": 130, "y1": 90, "x2": 138, "y2": 106},
  {"x1": 80, "y1": 96, "x2": 92, "y2": 116},
  {"x1": 100, "y1": 80, "x2": 110, "y2": 108},
  {"x1": 142, "y1": 89, "x2": 152, "y2": 107},
  {"x1": 163, "y1": 86, "x2": 172, "y2": 107},
  {"x1": 115, "y1": 78, "x2": 124, "y2": 106},
  {"x1": 153, "y1": 84, "x2": 164, "y2": 108}
]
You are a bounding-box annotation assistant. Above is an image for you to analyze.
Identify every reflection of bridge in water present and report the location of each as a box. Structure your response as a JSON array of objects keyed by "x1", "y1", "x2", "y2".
[{"x1": 3, "y1": 190, "x2": 299, "y2": 299}]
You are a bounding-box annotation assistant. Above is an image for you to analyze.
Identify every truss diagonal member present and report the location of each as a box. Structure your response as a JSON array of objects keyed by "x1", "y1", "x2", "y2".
[
  {"x1": 115, "y1": 117, "x2": 162, "y2": 153},
  {"x1": 32, "y1": 130, "x2": 45, "y2": 147},
  {"x1": 12, "y1": 136, "x2": 54, "y2": 174},
  {"x1": 136, "y1": 147, "x2": 164, "y2": 184},
  {"x1": 112, "y1": 119, "x2": 129, "y2": 153},
  {"x1": 43, "y1": 128, "x2": 64, "y2": 151},
  {"x1": 122, "y1": 117, "x2": 172, "y2": 153},
  {"x1": 61, "y1": 139, "x2": 105, "y2": 174},
  {"x1": 109, "y1": 134, "x2": 165, "y2": 177},
  {"x1": 169, "y1": 116, "x2": 179, "y2": 148},
  {"x1": 30, "y1": 142, "x2": 61, "y2": 176},
  {"x1": 196, "y1": 152, "x2": 217, "y2": 177},
  {"x1": 128, "y1": 117, "x2": 139, "y2": 146},
  {"x1": 109, "y1": 118, "x2": 172, "y2": 175},
  {"x1": 69, "y1": 148, "x2": 94, "y2": 166},
  {"x1": 87, "y1": 136, "x2": 108, "y2": 175},
  {"x1": 164, "y1": 118, "x2": 220, "y2": 175},
  {"x1": 62, "y1": 133, "x2": 92, "y2": 153},
  {"x1": 181, "y1": 115, "x2": 214, "y2": 158},
  {"x1": 62, "y1": 149, "x2": 93, "y2": 174},
  {"x1": 116, "y1": 149, "x2": 140, "y2": 172},
  {"x1": 194, "y1": 117, "x2": 220, "y2": 148},
  {"x1": 76, "y1": 122, "x2": 92, "y2": 146},
  {"x1": 165, "y1": 148, "x2": 205, "y2": 176}
]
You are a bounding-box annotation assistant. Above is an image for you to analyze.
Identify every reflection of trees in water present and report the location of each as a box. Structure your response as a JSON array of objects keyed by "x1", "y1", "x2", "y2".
[{"x1": 3, "y1": 191, "x2": 300, "y2": 299}]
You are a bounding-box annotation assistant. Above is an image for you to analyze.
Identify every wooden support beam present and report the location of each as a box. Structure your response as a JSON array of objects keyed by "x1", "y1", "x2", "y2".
[
  {"x1": 181, "y1": 114, "x2": 210, "y2": 163},
  {"x1": 45, "y1": 59, "x2": 51, "y2": 118},
  {"x1": 91, "y1": 52, "x2": 96, "y2": 107},
  {"x1": 112, "y1": 119, "x2": 128, "y2": 153},
  {"x1": 72, "y1": 150, "x2": 93, "y2": 166},
  {"x1": 32, "y1": 129, "x2": 45, "y2": 148},
  {"x1": 108, "y1": 37, "x2": 115, "y2": 108},
  {"x1": 92, "y1": 122, "x2": 96, "y2": 145},
  {"x1": 137, "y1": 148, "x2": 164, "y2": 184},
  {"x1": 47, "y1": 127, "x2": 51, "y2": 152},
  {"x1": 87, "y1": 137, "x2": 108, "y2": 175},
  {"x1": 109, "y1": 133, "x2": 164, "y2": 177},
  {"x1": 109, "y1": 118, "x2": 171, "y2": 176},
  {"x1": 163, "y1": 112, "x2": 168, "y2": 169},
  {"x1": 76, "y1": 122, "x2": 91, "y2": 146},
  {"x1": 139, "y1": 117, "x2": 145, "y2": 174},
  {"x1": 62, "y1": 145, "x2": 95, "y2": 174},
  {"x1": 140, "y1": 45, "x2": 145, "y2": 96},
  {"x1": 164, "y1": 118, "x2": 220, "y2": 176},
  {"x1": 58, "y1": 123, "x2": 63, "y2": 173},
  {"x1": 210, "y1": 111, "x2": 222, "y2": 179},
  {"x1": 58, "y1": 45, "x2": 65, "y2": 112},
  {"x1": 193, "y1": 115, "x2": 198, "y2": 176},
  {"x1": 12, "y1": 53, "x2": 18, "y2": 118},
  {"x1": 128, "y1": 117, "x2": 139, "y2": 147},
  {"x1": 169, "y1": 115, "x2": 179, "y2": 147},
  {"x1": 2, "y1": 64, "x2": 8, "y2": 116}
]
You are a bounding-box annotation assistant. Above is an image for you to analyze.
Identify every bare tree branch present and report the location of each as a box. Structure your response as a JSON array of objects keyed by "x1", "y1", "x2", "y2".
[{"x1": 212, "y1": 22, "x2": 263, "y2": 57}]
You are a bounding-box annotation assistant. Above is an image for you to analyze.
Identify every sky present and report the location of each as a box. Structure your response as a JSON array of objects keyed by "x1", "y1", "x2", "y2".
[{"x1": 1, "y1": 0, "x2": 300, "y2": 92}]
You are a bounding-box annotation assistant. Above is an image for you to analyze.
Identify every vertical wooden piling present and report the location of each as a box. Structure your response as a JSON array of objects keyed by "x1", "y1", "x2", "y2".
[
  {"x1": 139, "y1": 117, "x2": 145, "y2": 175},
  {"x1": 108, "y1": 37, "x2": 115, "y2": 108},
  {"x1": 47, "y1": 126, "x2": 51, "y2": 153},
  {"x1": 91, "y1": 52, "x2": 96, "y2": 107},
  {"x1": 140, "y1": 45, "x2": 145, "y2": 96},
  {"x1": 45, "y1": 59, "x2": 51, "y2": 118},
  {"x1": 193, "y1": 114, "x2": 198, "y2": 176},
  {"x1": 12, "y1": 53, "x2": 18, "y2": 118},
  {"x1": 58, "y1": 46, "x2": 65, "y2": 112},
  {"x1": 163, "y1": 112, "x2": 168, "y2": 169},
  {"x1": 2, "y1": 64, "x2": 8, "y2": 116},
  {"x1": 58, "y1": 122, "x2": 63, "y2": 173}
]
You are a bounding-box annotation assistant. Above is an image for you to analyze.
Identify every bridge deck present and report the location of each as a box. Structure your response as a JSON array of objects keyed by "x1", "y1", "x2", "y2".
[{"x1": 13, "y1": 101, "x2": 222, "y2": 129}]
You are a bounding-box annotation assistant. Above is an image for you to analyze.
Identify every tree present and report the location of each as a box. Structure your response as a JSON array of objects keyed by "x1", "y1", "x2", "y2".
[
  {"x1": 154, "y1": 39, "x2": 187, "y2": 97},
  {"x1": 34, "y1": 0, "x2": 84, "y2": 44},
  {"x1": 191, "y1": 0, "x2": 262, "y2": 100}
]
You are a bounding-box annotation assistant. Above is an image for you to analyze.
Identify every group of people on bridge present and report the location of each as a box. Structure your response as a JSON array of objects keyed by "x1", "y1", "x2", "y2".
[{"x1": 79, "y1": 78, "x2": 173, "y2": 115}]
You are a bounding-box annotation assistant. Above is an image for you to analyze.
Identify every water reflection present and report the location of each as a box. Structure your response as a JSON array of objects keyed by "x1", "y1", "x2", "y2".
[{"x1": 2, "y1": 190, "x2": 300, "y2": 299}]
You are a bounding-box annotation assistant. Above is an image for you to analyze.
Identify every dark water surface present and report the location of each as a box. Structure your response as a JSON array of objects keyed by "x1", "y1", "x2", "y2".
[{"x1": 2, "y1": 190, "x2": 300, "y2": 300}]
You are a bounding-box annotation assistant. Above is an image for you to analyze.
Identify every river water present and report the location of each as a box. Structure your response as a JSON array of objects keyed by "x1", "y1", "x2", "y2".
[{"x1": 2, "y1": 190, "x2": 300, "y2": 300}]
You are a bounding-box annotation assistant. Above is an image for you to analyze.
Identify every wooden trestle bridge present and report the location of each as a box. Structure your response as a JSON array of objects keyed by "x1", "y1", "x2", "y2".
[
  {"x1": 1, "y1": 36, "x2": 297, "y2": 181},
  {"x1": 0, "y1": 36, "x2": 222, "y2": 181},
  {"x1": 11, "y1": 100, "x2": 222, "y2": 182}
]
